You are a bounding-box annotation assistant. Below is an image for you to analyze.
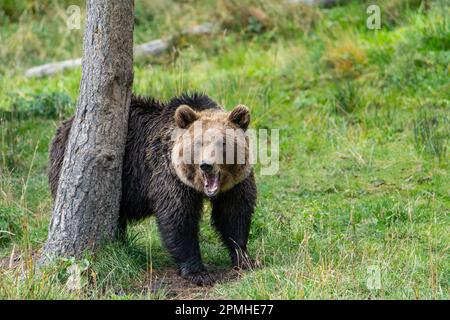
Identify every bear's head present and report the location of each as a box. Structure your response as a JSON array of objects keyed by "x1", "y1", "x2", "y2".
[{"x1": 172, "y1": 104, "x2": 252, "y2": 197}]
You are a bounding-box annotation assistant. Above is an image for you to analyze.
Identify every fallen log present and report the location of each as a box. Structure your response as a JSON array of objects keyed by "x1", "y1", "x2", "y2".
[
  {"x1": 24, "y1": 23, "x2": 214, "y2": 78},
  {"x1": 24, "y1": 58, "x2": 82, "y2": 78}
]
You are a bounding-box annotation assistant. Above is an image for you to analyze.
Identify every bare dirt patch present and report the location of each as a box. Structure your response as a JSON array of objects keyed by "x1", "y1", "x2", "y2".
[
  {"x1": 141, "y1": 265, "x2": 243, "y2": 299},
  {"x1": 0, "y1": 247, "x2": 24, "y2": 270}
]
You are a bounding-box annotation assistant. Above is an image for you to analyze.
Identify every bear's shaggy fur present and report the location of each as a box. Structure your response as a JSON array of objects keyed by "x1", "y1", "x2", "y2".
[{"x1": 48, "y1": 93, "x2": 257, "y2": 286}]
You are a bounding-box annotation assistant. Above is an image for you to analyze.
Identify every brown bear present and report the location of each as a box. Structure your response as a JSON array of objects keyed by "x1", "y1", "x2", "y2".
[{"x1": 48, "y1": 93, "x2": 257, "y2": 286}]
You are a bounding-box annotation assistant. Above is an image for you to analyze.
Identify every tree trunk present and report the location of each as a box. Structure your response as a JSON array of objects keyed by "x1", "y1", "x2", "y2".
[{"x1": 41, "y1": 0, "x2": 134, "y2": 259}]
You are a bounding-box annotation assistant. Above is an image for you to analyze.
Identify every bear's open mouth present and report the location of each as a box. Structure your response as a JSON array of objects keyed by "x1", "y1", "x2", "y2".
[{"x1": 202, "y1": 172, "x2": 220, "y2": 197}]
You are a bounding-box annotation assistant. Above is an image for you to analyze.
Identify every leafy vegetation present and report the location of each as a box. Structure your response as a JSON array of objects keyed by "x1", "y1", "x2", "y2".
[{"x1": 0, "y1": 0, "x2": 449, "y2": 299}]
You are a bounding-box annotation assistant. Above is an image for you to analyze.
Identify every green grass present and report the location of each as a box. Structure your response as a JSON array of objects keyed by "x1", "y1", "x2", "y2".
[{"x1": 0, "y1": 0, "x2": 449, "y2": 299}]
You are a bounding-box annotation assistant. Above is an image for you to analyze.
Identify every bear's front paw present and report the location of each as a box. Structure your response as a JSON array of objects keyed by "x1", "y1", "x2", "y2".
[{"x1": 181, "y1": 270, "x2": 216, "y2": 286}]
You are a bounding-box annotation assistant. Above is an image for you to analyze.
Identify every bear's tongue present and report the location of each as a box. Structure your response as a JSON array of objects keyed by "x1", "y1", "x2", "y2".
[{"x1": 203, "y1": 172, "x2": 219, "y2": 197}]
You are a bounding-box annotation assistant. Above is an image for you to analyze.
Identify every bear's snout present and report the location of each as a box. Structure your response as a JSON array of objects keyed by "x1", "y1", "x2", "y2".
[{"x1": 200, "y1": 161, "x2": 214, "y2": 173}]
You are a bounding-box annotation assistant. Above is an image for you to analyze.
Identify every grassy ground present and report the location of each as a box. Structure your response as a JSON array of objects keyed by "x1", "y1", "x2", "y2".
[{"x1": 0, "y1": 0, "x2": 449, "y2": 299}]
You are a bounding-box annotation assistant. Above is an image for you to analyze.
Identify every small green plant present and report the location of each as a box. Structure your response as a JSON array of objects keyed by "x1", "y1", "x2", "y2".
[
  {"x1": 372, "y1": 198, "x2": 409, "y2": 226},
  {"x1": 0, "y1": 92, "x2": 73, "y2": 170},
  {"x1": 332, "y1": 82, "x2": 362, "y2": 116},
  {"x1": 0, "y1": 119, "x2": 20, "y2": 170},
  {"x1": 420, "y1": 16, "x2": 450, "y2": 51},
  {"x1": 2, "y1": 92, "x2": 73, "y2": 121},
  {"x1": 375, "y1": 0, "x2": 423, "y2": 29},
  {"x1": 88, "y1": 231, "x2": 150, "y2": 295},
  {"x1": 0, "y1": 207, "x2": 26, "y2": 247},
  {"x1": 413, "y1": 111, "x2": 448, "y2": 160}
]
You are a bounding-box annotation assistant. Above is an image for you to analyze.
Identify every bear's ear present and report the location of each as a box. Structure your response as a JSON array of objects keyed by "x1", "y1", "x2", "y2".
[
  {"x1": 228, "y1": 104, "x2": 250, "y2": 130},
  {"x1": 175, "y1": 104, "x2": 199, "y2": 128}
]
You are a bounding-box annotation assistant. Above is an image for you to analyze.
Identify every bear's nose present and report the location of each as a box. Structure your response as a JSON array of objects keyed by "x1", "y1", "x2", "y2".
[{"x1": 200, "y1": 161, "x2": 213, "y2": 173}]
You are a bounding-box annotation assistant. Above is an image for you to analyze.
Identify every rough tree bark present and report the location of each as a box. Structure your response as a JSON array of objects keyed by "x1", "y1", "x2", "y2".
[{"x1": 41, "y1": 0, "x2": 134, "y2": 260}]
